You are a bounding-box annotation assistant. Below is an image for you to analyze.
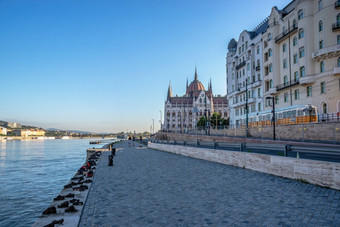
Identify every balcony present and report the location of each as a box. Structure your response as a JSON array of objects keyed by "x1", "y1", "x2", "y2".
[
  {"x1": 335, "y1": 1, "x2": 340, "y2": 9},
  {"x1": 255, "y1": 66, "x2": 260, "y2": 71},
  {"x1": 312, "y1": 44, "x2": 340, "y2": 61},
  {"x1": 264, "y1": 87, "x2": 278, "y2": 95},
  {"x1": 235, "y1": 61, "x2": 246, "y2": 70},
  {"x1": 332, "y1": 22, "x2": 340, "y2": 31},
  {"x1": 250, "y1": 80, "x2": 262, "y2": 88},
  {"x1": 276, "y1": 79, "x2": 299, "y2": 91},
  {"x1": 299, "y1": 75, "x2": 316, "y2": 85},
  {"x1": 275, "y1": 24, "x2": 298, "y2": 43}
]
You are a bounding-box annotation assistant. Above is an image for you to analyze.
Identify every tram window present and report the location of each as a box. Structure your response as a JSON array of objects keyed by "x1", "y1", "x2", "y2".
[
  {"x1": 278, "y1": 113, "x2": 283, "y2": 119},
  {"x1": 259, "y1": 116, "x2": 262, "y2": 121},
  {"x1": 310, "y1": 108, "x2": 316, "y2": 116},
  {"x1": 292, "y1": 110, "x2": 297, "y2": 117},
  {"x1": 267, "y1": 114, "x2": 271, "y2": 120},
  {"x1": 297, "y1": 110, "x2": 303, "y2": 116},
  {"x1": 283, "y1": 112, "x2": 287, "y2": 118}
]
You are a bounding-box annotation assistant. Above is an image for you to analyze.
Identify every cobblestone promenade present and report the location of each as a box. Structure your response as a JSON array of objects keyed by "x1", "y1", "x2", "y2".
[{"x1": 79, "y1": 141, "x2": 340, "y2": 226}]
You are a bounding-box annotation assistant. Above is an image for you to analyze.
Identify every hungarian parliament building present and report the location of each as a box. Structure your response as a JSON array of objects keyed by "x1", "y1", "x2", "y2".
[{"x1": 162, "y1": 68, "x2": 229, "y2": 132}]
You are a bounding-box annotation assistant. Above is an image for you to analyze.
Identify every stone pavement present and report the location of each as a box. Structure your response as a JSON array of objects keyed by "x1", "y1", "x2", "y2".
[{"x1": 79, "y1": 141, "x2": 340, "y2": 227}]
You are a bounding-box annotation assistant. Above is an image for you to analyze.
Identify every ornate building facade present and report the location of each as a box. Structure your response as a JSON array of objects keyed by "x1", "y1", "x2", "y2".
[
  {"x1": 163, "y1": 68, "x2": 229, "y2": 132},
  {"x1": 226, "y1": 0, "x2": 340, "y2": 127}
]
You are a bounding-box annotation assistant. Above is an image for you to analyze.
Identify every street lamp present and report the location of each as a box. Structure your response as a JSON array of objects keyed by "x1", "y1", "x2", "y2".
[
  {"x1": 245, "y1": 78, "x2": 249, "y2": 137},
  {"x1": 265, "y1": 96, "x2": 276, "y2": 140},
  {"x1": 159, "y1": 110, "x2": 162, "y2": 131},
  {"x1": 152, "y1": 119, "x2": 154, "y2": 134}
]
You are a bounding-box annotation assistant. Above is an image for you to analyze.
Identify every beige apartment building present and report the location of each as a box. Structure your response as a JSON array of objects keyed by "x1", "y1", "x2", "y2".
[{"x1": 227, "y1": 0, "x2": 340, "y2": 127}]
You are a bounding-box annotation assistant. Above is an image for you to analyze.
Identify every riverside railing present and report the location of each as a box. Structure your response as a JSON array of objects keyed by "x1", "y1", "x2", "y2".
[{"x1": 150, "y1": 139, "x2": 340, "y2": 163}]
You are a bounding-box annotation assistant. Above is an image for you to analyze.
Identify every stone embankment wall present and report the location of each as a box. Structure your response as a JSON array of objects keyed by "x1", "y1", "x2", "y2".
[
  {"x1": 160, "y1": 122, "x2": 340, "y2": 142},
  {"x1": 148, "y1": 143, "x2": 340, "y2": 190}
]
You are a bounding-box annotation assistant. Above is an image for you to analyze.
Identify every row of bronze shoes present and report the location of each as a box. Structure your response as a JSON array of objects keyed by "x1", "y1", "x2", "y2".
[{"x1": 42, "y1": 151, "x2": 102, "y2": 226}]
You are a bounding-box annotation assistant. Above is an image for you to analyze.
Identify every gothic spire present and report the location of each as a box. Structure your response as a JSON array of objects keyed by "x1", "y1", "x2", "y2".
[
  {"x1": 167, "y1": 81, "x2": 172, "y2": 101},
  {"x1": 194, "y1": 66, "x2": 198, "y2": 80}
]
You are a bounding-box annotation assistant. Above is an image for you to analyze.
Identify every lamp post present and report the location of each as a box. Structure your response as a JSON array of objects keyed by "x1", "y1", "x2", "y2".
[
  {"x1": 204, "y1": 95, "x2": 207, "y2": 135},
  {"x1": 245, "y1": 78, "x2": 249, "y2": 137},
  {"x1": 265, "y1": 96, "x2": 276, "y2": 140},
  {"x1": 152, "y1": 119, "x2": 154, "y2": 134},
  {"x1": 159, "y1": 110, "x2": 162, "y2": 131}
]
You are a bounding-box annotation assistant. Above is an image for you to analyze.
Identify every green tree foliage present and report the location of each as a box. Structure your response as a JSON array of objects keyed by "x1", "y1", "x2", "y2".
[{"x1": 196, "y1": 113, "x2": 229, "y2": 128}]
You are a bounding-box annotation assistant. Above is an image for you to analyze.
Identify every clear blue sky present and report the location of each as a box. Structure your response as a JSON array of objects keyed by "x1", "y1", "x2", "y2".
[{"x1": 0, "y1": 0, "x2": 292, "y2": 133}]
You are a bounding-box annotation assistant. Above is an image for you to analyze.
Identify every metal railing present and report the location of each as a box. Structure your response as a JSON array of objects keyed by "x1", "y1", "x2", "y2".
[
  {"x1": 235, "y1": 61, "x2": 246, "y2": 70},
  {"x1": 332, "y1": 22, "x2": 340, "y2": 31},
  {"x1": 335, "y1": 1, "x2": 340, "y2": 9},
  {"x1": 276, "y1": 79, "x2": 299, "y2": 91},
  {"x1": 150, "y1": 139, "x2": 340, "y2": 163},
  {"x1": 275, "y1": 24, "x2": 298, "y2": 43}
]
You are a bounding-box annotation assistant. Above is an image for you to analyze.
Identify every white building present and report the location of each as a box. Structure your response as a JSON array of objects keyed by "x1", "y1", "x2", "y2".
[
  {"x1": 227, "y1": 0, "x2": 340, "y2": 127},
  {"x1": 226, "y1": 19, "x2": 268, "y2": 127},
  {"x1": 163, "y1": 68, "x2": 229, "y2": 132}
]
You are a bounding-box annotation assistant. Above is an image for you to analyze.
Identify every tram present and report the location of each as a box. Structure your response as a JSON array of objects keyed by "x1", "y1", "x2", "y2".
[{"x1": 239, "y1": 105, "x2": 318, "y2": 127}]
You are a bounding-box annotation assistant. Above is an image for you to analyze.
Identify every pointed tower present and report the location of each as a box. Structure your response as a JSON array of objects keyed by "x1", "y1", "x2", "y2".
[
  {"x1": 167, "y1": 82, "x2": 173, "y2": 101},
  {"x1": 186, "y1": 78, "x2": 189, "y2": 94},
  {"x1": 194, "y1": 66, "x2": 198, "y2": 80}
]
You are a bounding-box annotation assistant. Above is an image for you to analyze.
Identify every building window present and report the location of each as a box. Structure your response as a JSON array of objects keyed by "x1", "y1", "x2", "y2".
[
  {"x1": 299, "y1": 47, "x2": 305, "y2": 58},
  {"x1": 283, "y1": 43, "x2": 287, "y2": 52},
  {"x1": 284, "y1": 76, "x2": 288, "y2": 85},
  {"x1": 294, "y1": 89, "x2": 299, "y2": 100},
  {"x1": 298, "y1": 9, "x2": 304, "y2": 20},
  {"x1": 268, "y1": 48, "x2": 272, "y2": 57},
  {"x1": 232, "y1": 73, "x2": 234, "y2": 80},
  {"x1": 294, "y1": 71, "x2": 299, "y2": 81},
  {"x1": 252, "y1": 90, "x2": 255, "y2": 98},
  {"x1": 321, "y1": 81, "x2": 325, "y2": 93},
  {"x1": 307, "y1": 86, "x2": 312, "y2": 97},
  {"x1": 269, "y1": 64, "x2": 272, "y2": 72},
  {"x1": 284, "y1": 93, "x2": 289, "y2": 102},
  {"x1": 338, "y1": 57, "x2": 340, "y2": 67},
  {"x1": 257, "y1": 74, "x2": 260, "y2": 81},
  {"x1": 232, "y1": 85, "x2": 235, "y2": 91},
  {"x1": 337, "y1": 35, "x2": 340, "y2": 45},
  {"x1": 283, "y1": 59, "x2": 287, "y2": 69},
  {"x1": 269, "y1": 79, "x2": 273, "y2": 88},
  {"x1": 258, "y1": 103, "x2": 261, "y2": 112},
  {"x1": 293, "y1": 37, "x2": 297, "y2": 46},
  {"x1": 299, "y1": 28, "x2": 304, "y2": 39},
  {"x1": 319, "y1": 20, "x2": 323, "y2": 32},
  {"x1": 293, "y1": 19, "x2": 297, "y2": 28},
  {"x1": 239, "y1": 47, "x2": 241, "y2": 55},
  {"x1": 293, "y1": 54, "x2": 298, "y2": 64},
  {"x1": 242, "y1": 36, "x2": 244, "y2": 42},
  {"x1": 323, "y1": 103, "x2": 327, "y2": 114},
  {"x1": 319, "y1": 40, "x2": 324, "y2": 49},
  {"x1": 318, "y1": 0, "x2": 323, "y2": 11},
  {"x1": 247, "y1": 63, "x2": 250, "y2": 71},
  {"x1": 300, "y1": 66, "x2": 305, "y2": 77},
  {"x1": 320, "y1": 61, "x2": 325, "y2": 72},
  {"x1": 257, "y1": 45, "x2": 260, "y2": 54},
  {"x1": 268, "y1": 33, "x2": 272, "y2": 41},
  {"x1": 258, "y1": 88, "x2": 261, "y2": 97},
  {"x1": 245, "y1": 41, "x2": 248, "y2": 49},
  {"x1": 242, "y1": 44, "x2": 244, "y2": 52}
]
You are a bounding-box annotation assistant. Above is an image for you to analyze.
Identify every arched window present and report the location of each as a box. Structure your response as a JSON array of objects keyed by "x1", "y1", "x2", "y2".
[
  {"x1": 299, "y1": 28, "x2": 304, "y2": 39},
  {"x1": 268, "y1": 48, "x2": 272, "y2": 57},
  {"x1": 320, "y1": 61, "x2": 325, "y2": 72},
  {"x1": 284, "y1": 76, "x2": 288, "y2": 85},
  {"x1": 337, "y1": 14, "x2": 340, "y2": 25},
  {"x1": 300, "y1": 66, "x2": 305, "y2": 77},
  {"x1": 293, "y1": 19, "x2": 297, "y2": 28},
  {"x1": 318, "y1": 0, "x2": 323, "y2": 11},
  {"x1": 257, "y1": 59, "x2": 260, "y2": 67},
  {"x1": 294, "y1": 71, "x2": 299, "y2": 81},
  {"x1": 283, "y1": 43, "x2": 287, "y2": 52},
  {"x1": 293, "y1": 37, "x2": 298, "y2": 46},
  {"x1": 268, "y1": 33, "x2": 272, "y2": 41},
  {"x1": 319, "y1": 20, "x2": 323, "y2": 32},
  {"x1": 323, "y1": 103, "x2": 327, "y2": 114},
  {"x1": 298, "y1": 9, "x2": 304, "y2": 20},
  {"x1": 338, "y1": 57, "x2": 340, "y2": 67}
]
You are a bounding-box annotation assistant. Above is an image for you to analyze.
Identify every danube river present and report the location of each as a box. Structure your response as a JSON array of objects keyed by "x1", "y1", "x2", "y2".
[{"x1": 0, "y1": 139, "x2": 103, "y2": 227}]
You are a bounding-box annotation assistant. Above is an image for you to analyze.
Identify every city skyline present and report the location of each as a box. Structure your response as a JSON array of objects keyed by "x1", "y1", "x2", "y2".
[{"x1": 0, "y1": 0, "x2": 292, "y2": 132}]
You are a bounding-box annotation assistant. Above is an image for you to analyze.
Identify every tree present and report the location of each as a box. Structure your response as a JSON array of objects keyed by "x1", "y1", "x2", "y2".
[
  {"x1": 196, "y1": 112, "x2": 230, "y2": 128},
  {"x1": 196, "y1": 117, "x2": 206, "y2": 127}
]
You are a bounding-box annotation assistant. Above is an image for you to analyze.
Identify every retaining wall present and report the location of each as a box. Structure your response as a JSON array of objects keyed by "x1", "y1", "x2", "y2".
[{"x1": 148, "y1": 143, "x2": 340, "y2": 190}]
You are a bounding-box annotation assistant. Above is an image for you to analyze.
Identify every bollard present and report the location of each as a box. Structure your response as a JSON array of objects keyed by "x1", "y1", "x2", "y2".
[
  {"x1": 240, "y1": 143, "x2": 246, "y2": 152},
  {"x1": 111, "y1": 148, "x2": 116, "y2": 156},
  {"x1": 284, "y1": 145, "x2": 291, "y2": 157},
  {"x1": 108, "y1": 155, "x2": 113, "y2": 166},
  {"x1": 213, "y1": 142, "x2": 218, "y2": 149}
]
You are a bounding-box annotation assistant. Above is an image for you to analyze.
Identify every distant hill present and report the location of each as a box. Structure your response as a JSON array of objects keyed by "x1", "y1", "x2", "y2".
[{"x1": 46, "y1": 128, "x2": 93, "y2": 134}]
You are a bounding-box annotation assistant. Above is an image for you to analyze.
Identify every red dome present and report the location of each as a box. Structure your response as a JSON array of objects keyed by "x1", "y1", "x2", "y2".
[{"x1": 187, "y1": 80, "x2": 205, "y2": 92}]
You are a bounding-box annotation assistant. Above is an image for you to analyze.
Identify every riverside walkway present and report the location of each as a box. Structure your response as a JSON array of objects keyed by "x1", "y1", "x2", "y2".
[{"x1": 79, "y1": 141, "x2": 340, "y2": 226}]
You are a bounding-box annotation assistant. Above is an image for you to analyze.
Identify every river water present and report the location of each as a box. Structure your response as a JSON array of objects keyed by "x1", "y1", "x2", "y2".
[{"x1": 0, "y1": 139, "x2": 105, "y2": 227}]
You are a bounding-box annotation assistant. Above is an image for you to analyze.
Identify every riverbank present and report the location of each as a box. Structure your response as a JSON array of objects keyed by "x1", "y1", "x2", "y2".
[{"x1": 32, "y1": 140, "x2": 121, "y2": 226}]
